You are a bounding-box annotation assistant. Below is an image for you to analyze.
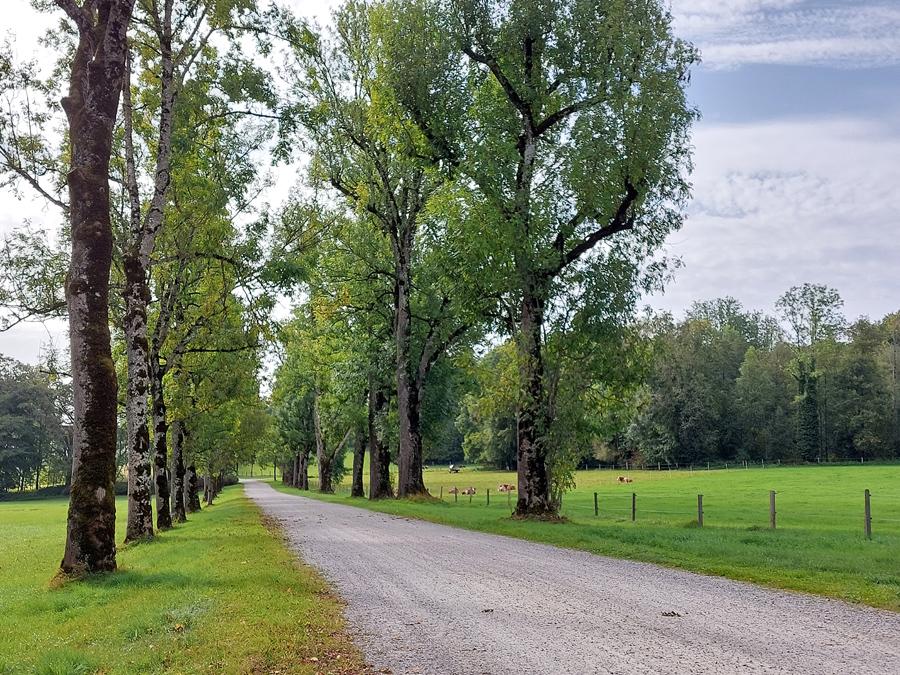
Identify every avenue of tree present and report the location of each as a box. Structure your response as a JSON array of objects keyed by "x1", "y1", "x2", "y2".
[{"x1": 2, "y1": 0, "x2": 896, "y2": 577}]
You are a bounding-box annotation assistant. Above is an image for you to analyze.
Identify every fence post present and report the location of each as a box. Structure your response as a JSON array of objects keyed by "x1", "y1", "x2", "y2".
[
  {"x1": 487, "y1": 488, "x2": 490, "y2": 507},
  {"x1": 469, "y1": 492, "x2": 473, "y2": 504},
  {"x1": 865, "y1": 489, "x2": 872, "y2": 539},
  {"x1": 769, "y1": 491, "x2": 776, "y2": 530},
  {"x1": 440, "y1": 486, "x2": 443, "y2": 500},
  {"x1": 594, "y1": 492, "x2": 598, "y2": 517},
  {"x1": 698, "y1": 494, "x2": 703, "y2": 527},
  {"x1": 632, "y1": 492, "x2": 636, "y2": 522},
  {"x1": 455, "y1": 491, "x2": 458, "y2": 503}
]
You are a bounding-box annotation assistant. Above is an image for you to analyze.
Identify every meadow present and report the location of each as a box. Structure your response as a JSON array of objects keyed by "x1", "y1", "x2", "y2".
[
  {"x1": 0, "y1": 489, "x2": 371, "y2": 674},
  {"x1": 262, "y1": 463, "x2": 900, "y2": 611}
]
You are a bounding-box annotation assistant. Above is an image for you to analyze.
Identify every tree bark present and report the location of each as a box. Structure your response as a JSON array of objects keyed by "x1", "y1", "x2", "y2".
[
  {"x1": 170, "y1": 419, "x2": 186, "y2": 523},
  {"x1": 185, "y1": 464, "x2": 201, "y2": 513},
  {"x1": 313, "y1": 384, "x2": 333, "y2": 493},
  {"x1": 299, "y1": 450, "x2": 309, "y2": 490},
  {"x1": 59, "y1": 0, "x2": 136, "y2": 576},
  {"x1": 394, "y1": 230, "x2": 428, "y2": 497},
  {"x1": 368, "y1": 376, "x2": 393, "y2": 500},
  {"x1": 351, "y1": 423, "x2": 365, "y2": 497},
  {"x1": 513, "y1": 290, "x2": 554, "y2": 518}
]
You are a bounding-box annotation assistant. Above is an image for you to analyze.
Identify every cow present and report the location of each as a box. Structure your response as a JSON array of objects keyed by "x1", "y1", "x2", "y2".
[
  {"x1": 498, "y1": 483, "x2": 516, "y2": 492},
  {"x1": 448, "y1": 487, "x2": 459, "y2": 495},
  {"x1": 461, "y1": 487, "x2": 476, "y2": 496},
  {"x1": 617, "y1": 476, "x2": 634, "y2": 484}
]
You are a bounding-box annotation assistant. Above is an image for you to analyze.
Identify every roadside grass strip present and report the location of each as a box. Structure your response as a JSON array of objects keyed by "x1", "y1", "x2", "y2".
[
  {"x1": 265, "y1": 465, "x2": 900, "y2": 612},
  {"x1": 0, "y1": 486, "x2": 373, "y2": 675}
]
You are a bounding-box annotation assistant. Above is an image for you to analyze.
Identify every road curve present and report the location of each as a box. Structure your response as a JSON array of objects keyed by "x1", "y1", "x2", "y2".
[{"x1": 242, "y1": 479, "x2": 900, "y2": 675}]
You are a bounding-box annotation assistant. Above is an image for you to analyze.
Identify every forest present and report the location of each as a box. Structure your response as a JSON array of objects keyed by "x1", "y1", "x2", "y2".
[{"x1": 0, "y1": 0, "x2": 897, "y2": 575}]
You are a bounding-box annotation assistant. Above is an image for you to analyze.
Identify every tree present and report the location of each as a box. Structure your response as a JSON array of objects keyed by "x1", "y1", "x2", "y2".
[
  {"x1": 776, "y1": 284, "x2": 844, "y2": 461},
  {"x1": 386, "y1": 0, "x2": 697, "y2": 516},
  {"x1": 56, "y1": 0, "x2": 136, "y2": 576}
]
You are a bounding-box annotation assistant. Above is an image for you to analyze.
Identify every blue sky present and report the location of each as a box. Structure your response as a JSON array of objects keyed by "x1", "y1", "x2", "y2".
[{"x1": 1, "y1": 0, "x2": 899, "y2": 363}]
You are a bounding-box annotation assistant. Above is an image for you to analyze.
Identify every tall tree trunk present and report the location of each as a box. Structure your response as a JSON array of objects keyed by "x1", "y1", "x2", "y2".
[
  {"x1": 368, "y1": 377, "x2": 393, "y2": 500},
  {"x1": 149, "y1": 360, "x2": 172, "y2": 528},
  {"x1": 351, "y1": 424, "x2": 365, "y2": 498},
  {"x1": 292, "y1": 453, "x2": 299, "y2": 487},
  {"x1": 170, "y1": 420, "x2": 186, "y2": 523},
  {"x1": 395, "y1": 240, "x2": 427, "y2": 497},
  {"x1": 313, "y1": 384, "x2": 333, "y2": 494},
  {"x1": 513, "y1": 291, "x2": 554, "y2": 518},
  {"x1": 60, "y1": 0, "x2": 136, "y2": 576}
]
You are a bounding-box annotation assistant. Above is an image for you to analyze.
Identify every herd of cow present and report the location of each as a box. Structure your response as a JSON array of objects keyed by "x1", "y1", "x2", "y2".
[{"x1": 446, "y1": 484, "x2": 516, "y2": 496}]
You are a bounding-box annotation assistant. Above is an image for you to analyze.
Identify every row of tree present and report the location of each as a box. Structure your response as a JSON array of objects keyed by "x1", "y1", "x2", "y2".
[{"x1": 1, "y1": 0, "x2": 277, "y2": 573}]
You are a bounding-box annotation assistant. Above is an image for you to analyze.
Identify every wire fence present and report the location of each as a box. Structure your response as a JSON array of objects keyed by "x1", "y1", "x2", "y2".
[{"x1": 289, "y1": 476, "x2": 900, "y2": 539}]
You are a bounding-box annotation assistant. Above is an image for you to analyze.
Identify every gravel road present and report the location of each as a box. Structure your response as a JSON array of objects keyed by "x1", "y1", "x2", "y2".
[{"x1": 243, "y1": 479, "x2": 900, "y2": 675}]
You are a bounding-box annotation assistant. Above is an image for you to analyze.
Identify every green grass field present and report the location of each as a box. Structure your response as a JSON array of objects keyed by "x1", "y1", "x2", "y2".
[
  {"x1": 262, "y1": 463, "x2": 900, "y2": 611},
  {"x1": 0, "y1": 488, "x2": 371, "y2": 675}
]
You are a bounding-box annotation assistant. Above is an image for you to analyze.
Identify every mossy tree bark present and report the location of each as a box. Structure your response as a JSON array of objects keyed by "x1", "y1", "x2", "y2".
[{"x1": 58, "y1": 0, "x2": 136, "y2": 575}]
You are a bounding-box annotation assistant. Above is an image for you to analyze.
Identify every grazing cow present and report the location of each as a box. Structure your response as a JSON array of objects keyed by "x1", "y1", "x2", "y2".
[
  {"x1": 461, "y1": 487, "x2": 476, "y2": 496},
  {"x1": 448, "y1": 487, "x2": 459, "y2": 495},
  {"x1": 498, "y1": 483, "x2": 516, "y2": 492},
  {"x1": 617, "y1": 476, "x2": 634, "y2": 484}
]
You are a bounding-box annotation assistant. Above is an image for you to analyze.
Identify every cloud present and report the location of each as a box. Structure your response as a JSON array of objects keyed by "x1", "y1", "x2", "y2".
[
  {"x1": 651, "y1": 117, "x2": 900, "y2": 320},
  {"x1": 672, "y1": 0, "x2": 900, "y2": 69}
]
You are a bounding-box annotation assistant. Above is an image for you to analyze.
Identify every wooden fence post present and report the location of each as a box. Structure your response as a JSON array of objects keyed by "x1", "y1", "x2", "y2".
[
  {"x1": 632, "y1": 492, "x2": 636, "y2": 522},
  {"x1": 594, "y1": 492, "x2": 599, "y2": 517},
  {"x1": 455, "y1": 491, "x2": 457, "y2": 503},
  {"x1": 487, "y1": 489, "x2": 490, "y2": 507},
  {"x1": 698, "y1": 494, "x2": 703, "y2": 527},
  {"x1": 440, "y1": 486, "x2": 443, "y2": 500},
  {"x1": 865, "y1": 489, "x2": 872, "y2": 539},
  {"x1": 769, "y1": 491, "x2": 776, "y2": 530}
]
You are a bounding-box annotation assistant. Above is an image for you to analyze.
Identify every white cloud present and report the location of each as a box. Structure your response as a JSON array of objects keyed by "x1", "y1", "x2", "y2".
[
  {"x1": 672, "y1": 0, "x2": 900, "y2": 68},
  {"x1": 652, "y1": 117, "x2": 900, "y2": 319}
]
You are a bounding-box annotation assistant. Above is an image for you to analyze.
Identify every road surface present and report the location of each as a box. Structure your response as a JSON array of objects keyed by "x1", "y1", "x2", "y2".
[{"x1": 242, "y1": 479, "x2": 900, "y2": 675}]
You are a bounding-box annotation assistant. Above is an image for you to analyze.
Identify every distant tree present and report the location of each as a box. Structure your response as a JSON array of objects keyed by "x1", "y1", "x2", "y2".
[{"x1": 776, "y1": 284, "x2": 844, "y2": 461}]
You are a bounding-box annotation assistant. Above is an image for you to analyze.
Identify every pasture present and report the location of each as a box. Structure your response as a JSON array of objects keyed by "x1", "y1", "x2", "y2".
[
  {"x1": 266, "y1": 464, "x2": 900, "y2": 611},
  {"x1": 0, "y1": 489, "x2": 369, "y2": 674}
]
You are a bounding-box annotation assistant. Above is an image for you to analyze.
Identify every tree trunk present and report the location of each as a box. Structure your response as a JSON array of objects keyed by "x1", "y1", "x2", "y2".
[
  {"x1": 60, "y1": 0, "x2": 136, "y2": 576},
  {"x1": 313, "y1": 385, "x2": 333, "y2": 494},
  {"x1": 149, "y1": 359, "x2": 172, "y2": 529},
  {"x1": 170, "y1": 420, "x2": 186, "y2": 523},
  {"x1": 368, "y1": 378, "x2": 393, "y2": 500},
  {"x1": 351, "y1": 424, "x2": 365, "y2": 497},
  {"x1": 185, "y1": 465, "x2": 201, "y2": 513},
  {"x1": 513, "y1": 291, "x2": 555, "y2": 518},
  {"x1": 292, "y1": 453, "x2": 300, "y2": 488},
  {"x1": 395, "y1": 241, "x2": 427, "y2": 497},
  {"x1": 299, "y1": 450, "x2": 309, "y2": 490},
  {"x1": 123, "y1": 239, "x2": 154, "y2": 541}
]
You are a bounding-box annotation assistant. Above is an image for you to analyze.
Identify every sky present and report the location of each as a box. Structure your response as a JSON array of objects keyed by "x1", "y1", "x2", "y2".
[{"x1": 1, "y1": 0, "x2": 898, "y2": 364}]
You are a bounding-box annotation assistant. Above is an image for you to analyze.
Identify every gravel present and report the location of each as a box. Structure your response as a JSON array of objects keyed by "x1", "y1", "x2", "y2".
[{"x1": 243, "y1": 479, "x2": 900, "y2": 675}]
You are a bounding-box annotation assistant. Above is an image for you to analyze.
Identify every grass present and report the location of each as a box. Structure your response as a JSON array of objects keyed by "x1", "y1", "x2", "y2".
[
  {"x1": 0, "y1": 488, "x2": 373, "y2": 674},
  {"x1": 261, "y1": 463, "x2": 900, "y2": 612}
]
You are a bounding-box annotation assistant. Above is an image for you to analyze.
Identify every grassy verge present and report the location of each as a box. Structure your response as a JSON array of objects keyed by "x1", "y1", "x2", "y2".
[
  {"x1": 265, "y1": 465, "x2": 900, "y2": 612},
  {"x1": 0, "y1": 486, "x2": 373, "y2": 675}
]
